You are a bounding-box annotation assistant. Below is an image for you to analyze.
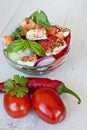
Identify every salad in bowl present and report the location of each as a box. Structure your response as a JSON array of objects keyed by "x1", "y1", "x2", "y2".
[{"x1": 2, "y1": 10, "x2": 71, "y2": 75}]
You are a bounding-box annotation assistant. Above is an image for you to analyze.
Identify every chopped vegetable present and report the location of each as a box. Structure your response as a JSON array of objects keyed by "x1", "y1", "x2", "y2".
[
  {"x1": 3, "y1": 36, "x2": 14, "y2": 46},
  {"x1": 8, "y1": 52, "x2": 21, "y2": 62},
  {"x1": 35, "y1": 55, "x2": 56, "y2": 67}
]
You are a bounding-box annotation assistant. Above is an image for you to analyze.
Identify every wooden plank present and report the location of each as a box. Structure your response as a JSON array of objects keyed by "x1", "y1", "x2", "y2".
[
  {"x1": 0, "y1": 0, "x2": 23, "y2": 35},
  {"x1": 0, "y1": 0, "x2": 87, "y2": 130}
]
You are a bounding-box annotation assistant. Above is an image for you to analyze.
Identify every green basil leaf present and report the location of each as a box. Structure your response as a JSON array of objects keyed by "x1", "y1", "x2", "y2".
[
  {"x1": 4, "y1": 39, "x2": 29, "y2": 53},
  {"x1": 31, "y1": 10, "x2": 51, "y2": 28},
  {"x1": 28, "y1": 40, "x2": 46, "y2": 56},
  {"x1": 11, "y1": 27, "x2": 24, "y2": 38},
  {"x1": 5, "y1": 38, "x2": 46, "y2": 56}
]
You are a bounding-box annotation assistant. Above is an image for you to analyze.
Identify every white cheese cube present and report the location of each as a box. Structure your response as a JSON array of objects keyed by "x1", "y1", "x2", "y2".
[{"x1": 26, "y1": 28, "x2": 47, "y2": 40}]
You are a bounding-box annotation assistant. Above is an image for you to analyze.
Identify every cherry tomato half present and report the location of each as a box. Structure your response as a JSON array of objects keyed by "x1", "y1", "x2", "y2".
[
  {"x1": 32, "y1": 87, "x2": 66, "y2": 124},
  {"x1": 37, "y1": 35, "x2": 58, "y2": 51},
  {"x1": 47, "y1": 26, "x2": 58, "y2": 35},
  {"x1": 4, "y1": 93, "x2": 31, "y2": 118}
]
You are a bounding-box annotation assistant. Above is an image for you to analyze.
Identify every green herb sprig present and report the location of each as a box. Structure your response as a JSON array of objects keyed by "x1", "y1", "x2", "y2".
[{"x1": 4, "y1": 75, "x2": 28, "y2": 97}]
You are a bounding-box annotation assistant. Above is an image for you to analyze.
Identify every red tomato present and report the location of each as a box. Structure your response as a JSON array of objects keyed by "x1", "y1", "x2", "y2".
[
  {"x1": 47, "y1": 26, "x2": 58, "y2": 35},
  {"x1": 37, "y1": 39, "x2": 50, "y2": 50},
  {"x1": 38, "y1": 35, "x2": 58, "y2": 50},
  {"x1": 48, "y1": 34, "x2": 58, "y2": 43},
  {"x1": 32, "y1": 87, "x2": 66, "y2": 124},
  {"x1": 4, "y1": 93, "x2": 31, "y2": 118}
]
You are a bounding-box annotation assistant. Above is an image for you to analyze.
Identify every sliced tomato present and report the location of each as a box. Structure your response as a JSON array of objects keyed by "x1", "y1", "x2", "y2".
[
  {"x1": 37, "y1": 39, "x2": 50, "y2": 50},
  {"x1": 47, "y1": 26, "x2": 57, "y2": 35},
  {"x1": 37, "y1": 35, "x2": 58, "y2": 50},
  {"x1": 48, "y1": 34, "x2": 58, "y2": 42}
]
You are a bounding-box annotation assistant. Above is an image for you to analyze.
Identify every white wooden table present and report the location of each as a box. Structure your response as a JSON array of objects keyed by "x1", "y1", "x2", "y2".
[{"x1": 0, "y1": 0, "x2": 87, "y2": 129}]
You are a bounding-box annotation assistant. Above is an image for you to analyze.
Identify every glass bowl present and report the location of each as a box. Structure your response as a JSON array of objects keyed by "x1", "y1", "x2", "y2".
[
  {"x1": 3, "y1": 34, "x2": 71, "y2": 75},
  {"x1": 2, "y1": 10, "x2": 71, "y2": 75}
]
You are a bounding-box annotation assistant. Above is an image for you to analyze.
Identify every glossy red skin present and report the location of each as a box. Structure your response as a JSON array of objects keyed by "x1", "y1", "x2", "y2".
[
  {"x1": 4, "y1": 93, "x2": 31, "y2": 118},
  {"x1": 32, "y1": 87, "x2": 66, "y2": 124},
  {"x1": 0, "y1": 78, "x2": 62, "y2": 94},
  {"x1": 0, "y1": 82, "x2": 4, "y2": 93},
  {"x1": 27, "y1": 78, "x2": 61, "y2": 94}
]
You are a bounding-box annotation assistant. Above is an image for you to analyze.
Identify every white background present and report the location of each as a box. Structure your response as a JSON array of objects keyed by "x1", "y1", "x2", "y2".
[{"x1": 0, "y1": 0, "x2": 87, "y2": 129}]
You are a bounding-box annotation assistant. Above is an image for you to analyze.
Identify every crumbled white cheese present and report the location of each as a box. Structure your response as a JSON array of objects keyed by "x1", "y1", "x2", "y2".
[
  {"x1": 63, "y1": 31, "x2": 69, "y2": 37},
  {"x1": 17, "y1": 60, "x2": 35, "y2": 66},
  {"x1": 46, "y1": 39, "x2": 67, "y2": 56},
  {"x1": 49, "y1": 44, "x2": 66, "y2": 55},
  {"x1": 46, "y1": 45, "x2": 67, "y2": 56},
  {"x1": 17, "y1": 54, "x2": 38, "y2": 66},
  {"x1": 26, "y1": 28, "x2": 47, "y2": 40}
]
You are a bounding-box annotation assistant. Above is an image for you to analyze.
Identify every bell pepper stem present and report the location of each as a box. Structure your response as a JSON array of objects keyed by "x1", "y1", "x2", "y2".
[{"x1": 58, "y1": 83, "x2": 81, "y2": 104}]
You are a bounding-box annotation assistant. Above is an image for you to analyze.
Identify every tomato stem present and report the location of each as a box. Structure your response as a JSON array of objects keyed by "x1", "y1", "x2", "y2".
[{"x1": 58, "y1": 83, "x2": 81, "y2": 104}]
